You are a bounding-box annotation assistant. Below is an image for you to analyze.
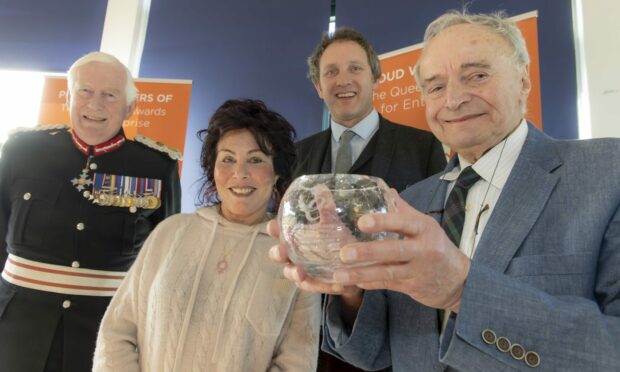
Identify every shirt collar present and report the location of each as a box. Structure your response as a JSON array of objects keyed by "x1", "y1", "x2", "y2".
[
  {"x1": 441, "y1": 119, "x2": 529, "y2": 190},
  {"x1": 331, "y1": 109, "x2": 379, "y2": 142},
  {"x1": 70, "y1": 128, "x2": 127, "y2": 156}
]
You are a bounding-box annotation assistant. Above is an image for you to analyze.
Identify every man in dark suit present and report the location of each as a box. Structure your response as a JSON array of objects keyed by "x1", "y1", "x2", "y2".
[
  {"x1": 295, "y1": 27, "x2": 446, "y2": 371},
  {"x1": 294, "y1": 27, "x2": 445, "y2": 192}
]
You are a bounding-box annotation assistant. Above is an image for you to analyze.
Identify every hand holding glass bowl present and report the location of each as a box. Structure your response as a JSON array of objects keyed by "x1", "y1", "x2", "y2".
[{"x1": 278, "y1": 174, "x2": 398, "y2": 282}]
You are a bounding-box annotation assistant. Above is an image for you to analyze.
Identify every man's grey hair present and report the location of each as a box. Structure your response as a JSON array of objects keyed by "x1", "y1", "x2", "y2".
[
  {"x1": 413, "y1": 10, "x2": 530, "y2": 85},
  {"x1": 67, "y1": 51, "x2": 137, "y2": 105}
]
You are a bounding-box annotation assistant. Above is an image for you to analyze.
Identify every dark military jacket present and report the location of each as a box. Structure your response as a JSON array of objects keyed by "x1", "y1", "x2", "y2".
[{"x1": 0, "y1": 125, "x2": 181, "y2": 372}]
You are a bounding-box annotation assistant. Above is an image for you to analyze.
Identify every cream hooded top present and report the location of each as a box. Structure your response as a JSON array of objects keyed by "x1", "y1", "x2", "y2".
[{"x1": 93, "y1": 206, "x2": 320, "y2": 372}]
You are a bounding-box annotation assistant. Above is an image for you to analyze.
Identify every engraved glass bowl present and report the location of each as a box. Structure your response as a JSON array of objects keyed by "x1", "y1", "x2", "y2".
[{"x1": 278, "y1": 174, "x2": 398, "y2": 281}]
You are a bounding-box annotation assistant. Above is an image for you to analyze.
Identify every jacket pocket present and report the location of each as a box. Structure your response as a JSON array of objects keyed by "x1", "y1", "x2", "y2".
[
  {"x1": 506, "y1": 253, "x2": 594, "y2": 277},
  {"x1": 8, "y1": 178, "x2": 61, "y2": 247},
  {"x1": 506, "y1": 253, "x2": 595, "y2": 295},
  {"x1": 93, "y1": 208, "x2": 138, "y2": 256},
  {"x1": 245, "y1": 272, "x2": 297, "y2": 336}
]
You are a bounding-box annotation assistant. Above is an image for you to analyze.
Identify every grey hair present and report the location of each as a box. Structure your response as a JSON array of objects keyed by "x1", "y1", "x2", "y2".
[
  {"x1": 413, "y1": 10, "x2": 530, "y2": 85},
  {"x1": 307, "y1": 27, "x2": 381, "y2": 85},
  {"x1": 67, "y1": 51, "x2": 137, "y2": 105}
]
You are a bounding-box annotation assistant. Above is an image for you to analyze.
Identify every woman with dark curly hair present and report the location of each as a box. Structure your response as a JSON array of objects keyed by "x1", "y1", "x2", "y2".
[{"x1": 93, "y1": 99, "x2": 320, "y2": 372}]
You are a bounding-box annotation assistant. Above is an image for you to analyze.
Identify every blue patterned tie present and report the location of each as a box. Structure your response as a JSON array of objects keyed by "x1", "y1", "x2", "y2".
[{"x1": 441, "y1": 166, "x2": 481, "y2": 246}]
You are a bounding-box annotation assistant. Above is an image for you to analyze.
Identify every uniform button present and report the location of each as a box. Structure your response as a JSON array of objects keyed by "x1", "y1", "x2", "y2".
[
  {"x1": 71, "y1": 261, "x2": 80, "y2": 268},
  {"x1": 510, "y1": 343, "x2": 525, "y2": 360},
  {"x1": 129, "y1": 206, "x2": 137, "y2": 213},
  {"x1": 89, "y1": 163, "x2": 98, "y2": 170},
  {"x1": 23, "y1": 192, "x2": 32, "y2": 200},
  {"x1": 62, "y1": 300, "x2": 71, "y2": 309},
  {"x1": 524, "y1": 351, "x2": 541, "y2": 368},
  {"x1": 481, "y1": 329, "x2": 496, "y2": 344},
  {"x1": 496, "y1": 336, "x2": 511, "y2": 353},
  {"x1": 76, "y1": 222, "x2": 85, "y2": 231},
  {"x1": 83, "y1": 190, "x2": 91, "y2": 198}
]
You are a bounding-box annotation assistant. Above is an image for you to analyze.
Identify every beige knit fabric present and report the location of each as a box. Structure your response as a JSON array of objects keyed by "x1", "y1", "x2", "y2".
[{"x1": 93, "y1": 206, "x2": 320, "y2": 372}]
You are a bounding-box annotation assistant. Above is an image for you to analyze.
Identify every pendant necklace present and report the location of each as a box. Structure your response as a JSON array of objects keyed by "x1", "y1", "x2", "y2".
[{"x1": 216, "y1": 240, "x2": 237, "y2": 274}]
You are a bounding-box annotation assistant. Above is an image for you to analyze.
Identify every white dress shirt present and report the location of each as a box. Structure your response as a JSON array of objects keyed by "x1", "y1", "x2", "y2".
[
  {"x1": 441, "y1": 119, "x2": 529, "y2": 258},
  {"x1": 330, "y1": 110, "x2": 380, "y2": 173}
]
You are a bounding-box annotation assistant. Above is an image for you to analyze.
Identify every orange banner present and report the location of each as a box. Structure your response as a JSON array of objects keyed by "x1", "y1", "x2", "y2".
[
  {"x1": 38, "y1": 76, "x2": 192, "y2": 171},
  {"x1": 374, "y1": 11, "x2": 542, "y2": 131}
]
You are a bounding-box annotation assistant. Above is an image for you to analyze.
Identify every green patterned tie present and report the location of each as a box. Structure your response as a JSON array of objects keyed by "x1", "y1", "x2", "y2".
[{"x1": 441, "y1": 166, "x2": 481, "y2": 246}]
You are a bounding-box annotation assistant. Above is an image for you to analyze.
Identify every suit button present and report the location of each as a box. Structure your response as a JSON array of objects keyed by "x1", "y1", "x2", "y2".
[
  {"x1": 76, "y1": 222, "x2": 85, "y2": 231},
  {"x1": 71, "y1": 261, "x2": 80, "y2": 268},
  {"x1": 481, "y1": 329, "x2": 496, "y2": 344},
  {"x1": 524, "y1": 351, "x2": 541, "y2": 368},
  {"x1": 495, "y1": 336, "x2": 511, "y2": 352},
  {"x1": 510, "y1": 343, "x2": 525, "y2": 360},
  {"x1": 23, "y1": 192, "x2": 32, "y2": 200},
  {"x1": 62, "y1": 300, "x2": 71, "y2": 309}
]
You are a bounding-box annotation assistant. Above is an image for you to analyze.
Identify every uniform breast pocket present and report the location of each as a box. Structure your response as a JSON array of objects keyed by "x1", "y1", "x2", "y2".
[
  {"x1": 96, "y1": 208, "x2": 139, "y2": 256},
  {"x1": 245, "y1": 273, "x2": 297, "y2": 336},
  {"x1": 7, "y1": 178, "x2": 61, "y2": 247}
]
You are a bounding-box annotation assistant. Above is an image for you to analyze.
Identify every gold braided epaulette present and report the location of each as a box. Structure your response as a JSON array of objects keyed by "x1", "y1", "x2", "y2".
[
  {"x1": 8, "y1": 124, "x2": 70, "y2": 136},
  {"x1": 134, "y1": 135, "x2": 183, "y2": 160}
]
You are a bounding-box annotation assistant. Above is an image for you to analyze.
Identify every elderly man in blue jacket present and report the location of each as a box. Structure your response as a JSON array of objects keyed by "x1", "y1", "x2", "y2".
[{"x1": 269, "y1": 9, "x2": 620, "y2": 372}]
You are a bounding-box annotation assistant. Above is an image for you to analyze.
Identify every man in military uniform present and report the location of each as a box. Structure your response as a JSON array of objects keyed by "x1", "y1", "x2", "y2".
[{"x1": 0, "y1": 52, "x2": 181, "y2": 372}]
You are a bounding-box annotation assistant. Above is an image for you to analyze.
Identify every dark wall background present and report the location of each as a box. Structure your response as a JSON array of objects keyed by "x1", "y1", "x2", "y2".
[
  {"x1": 0, "y1": 0, "x2": 107, "y2": 71},
  {"x1": 139, "y1": 1, "x2": 331, "y2": 210},
  {"x1": 0, "y1": 0, "x2": 577, "y2": 212}
]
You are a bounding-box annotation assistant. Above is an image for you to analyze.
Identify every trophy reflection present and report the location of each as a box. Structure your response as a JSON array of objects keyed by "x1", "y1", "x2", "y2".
[{"x1": 278, "y1": 174, "x2": 398, "y2": 282}]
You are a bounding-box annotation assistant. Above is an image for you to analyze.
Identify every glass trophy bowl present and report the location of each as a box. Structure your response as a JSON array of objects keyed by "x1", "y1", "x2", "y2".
[{"x1": 278, "y1": 174, "x2": 398, "y2": 282}]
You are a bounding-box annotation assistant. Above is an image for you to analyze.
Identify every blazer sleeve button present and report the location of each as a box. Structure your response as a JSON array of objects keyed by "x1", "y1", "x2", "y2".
[
  {"x1": 510, "y1": 343, "x2": 525, "y2": 360},
  {"x1": 524, "y1": 351, "x2": 541, "y2": 368},
  {"x1": 496, "y1": 336, "x2": 511, "y2": 353},
  {"x1": 481, "y1": 329, "x2": 496, "y2": 344}
]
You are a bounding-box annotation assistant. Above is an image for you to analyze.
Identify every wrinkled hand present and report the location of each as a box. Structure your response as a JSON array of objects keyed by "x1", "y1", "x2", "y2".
[{"x1": 331, "y1": 190, "x2": 471, "y2": 313}]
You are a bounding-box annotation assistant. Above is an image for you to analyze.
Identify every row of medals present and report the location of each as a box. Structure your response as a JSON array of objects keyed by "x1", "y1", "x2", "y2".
[
  {"x1": 93, "y1": 191, "x2": 161, "y2": 210},
  {"x1": 73, "y1": 167, "x2": 160, "y2": 212}
]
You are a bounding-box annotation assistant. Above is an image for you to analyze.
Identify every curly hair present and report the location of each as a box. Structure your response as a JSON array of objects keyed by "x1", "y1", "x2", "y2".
[
  {"x1": 197, "y1": 99, "x2": 297, "y2": 210},
  {"x1": 307, "y1": 27, "x2": 381, "y2": 85}
]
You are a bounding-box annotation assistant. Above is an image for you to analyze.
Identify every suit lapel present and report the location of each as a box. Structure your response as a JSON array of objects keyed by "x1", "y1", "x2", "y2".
[
  {"x1": 473, "y1": 126, "x2": 563, "y2": 272},
  {"x1": 350, "y1": 117, "x2": 396, "y2": 179},
  {"x1": 307, "y1": 129, "x2": 332, "y2": 174}
]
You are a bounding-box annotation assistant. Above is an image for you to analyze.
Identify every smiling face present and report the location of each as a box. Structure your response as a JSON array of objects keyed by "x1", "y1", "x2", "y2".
[
  {"x1": 314, "y1": 40, "x2": 379, "y2": 128},
  {"x1": 214, "y1": 129, "x2": 277, "y2": 225},
  {"x1": 418, "y1": 23, "x2": 531, "y2": 162},
  {"x1": 68, "y1": 61, "x2": 136, "y2": 145}
]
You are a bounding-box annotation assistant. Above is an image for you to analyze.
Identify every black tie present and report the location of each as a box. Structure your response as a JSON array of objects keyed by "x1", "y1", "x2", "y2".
[{"x1": 441, "y1": 166, "x2": 481, "y2": 246}]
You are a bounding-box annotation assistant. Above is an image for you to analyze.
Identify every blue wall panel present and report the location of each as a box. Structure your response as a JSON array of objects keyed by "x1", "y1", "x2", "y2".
[
  {"x1": 0, "y1": 0, "x2": 107, "y2": 72},
  {"x1": 140, "y1": 0, "x2": 331, "y2": 210}
]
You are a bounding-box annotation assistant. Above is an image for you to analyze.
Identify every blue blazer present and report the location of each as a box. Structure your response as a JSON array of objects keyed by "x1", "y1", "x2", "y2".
[{"x1": 323, "y1": 124, "x2": 620, "y2": 371}]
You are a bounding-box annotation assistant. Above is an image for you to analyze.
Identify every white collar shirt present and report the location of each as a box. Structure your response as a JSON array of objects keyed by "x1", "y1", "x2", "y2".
[
  {"x1": 330, "y1": 110, "x2": 380, "y2": 173},
  {"x1": 441, "y1": 119, "x2": 529, "y2": 258}
]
